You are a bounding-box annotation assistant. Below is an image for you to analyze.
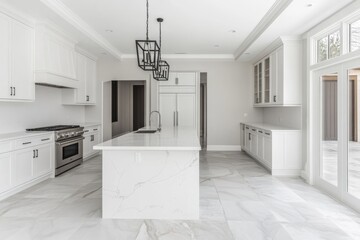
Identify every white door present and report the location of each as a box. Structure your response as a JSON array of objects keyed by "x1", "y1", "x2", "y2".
[
  {"x1": 257, "y1": 132, "x2": 264, "y2": 160},
  {"x1": 244, "y1": 126, "x2": 251, "y2": 151},
  {"x1": 177, "y1": 72, "x2": 196, "y2": 86},
  {"x1": 86, "y1": 58, "x2": 96, "y2": 104},
  {"x1": 12, "y1": 148, "x2": 33, "y2": 185},
  {"x1": 0, "y1": 153, "x2": 11, "y2": 192},
  {"x1": 75, "y1": 53, "x2": 87, "y2": 103},
  {"x1": 250, "y1": 131, "x2": 258, "y2": 156},
  {"x1": 0, "y1": 14, "x2": 10, "y2": 99},
  {"x1": 11, "y1": 20, "x2": 34, "y2": 100},
  {"x1": 176, "y1": 94, "x2": 196, "y2": 128},
  {"x1": 159, "y1": 94, "x2": 177, "y2": 127},
  {"x1": 33, "y1": 144, "x2": 51, "y2": 177}
]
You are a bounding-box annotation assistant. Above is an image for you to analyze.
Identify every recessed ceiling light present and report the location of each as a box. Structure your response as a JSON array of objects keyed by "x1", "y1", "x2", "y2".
[
  {"x1": 214, "y1": 44, "x2": 220, "y2": 48},
  {"x1": 307, "y1": 3, "x2": 313, "y2": 7},
  {"x1": 229, "y1": 30, "x2": 236, "y2": 33},
  {"x1": 105, "y1": 29, "x2": 113, "y2": 33}
]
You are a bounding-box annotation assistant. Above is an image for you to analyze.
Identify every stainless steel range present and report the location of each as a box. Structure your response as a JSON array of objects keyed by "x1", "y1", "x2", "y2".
[{"x1": 26, "y1": 125, "x2": 84, "y2": 176}]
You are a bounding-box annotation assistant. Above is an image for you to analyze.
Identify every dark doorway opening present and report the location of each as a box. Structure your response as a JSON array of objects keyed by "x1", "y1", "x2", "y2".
[{"x1": 133, "y1": 85, "x2": 145, "y2": 131}]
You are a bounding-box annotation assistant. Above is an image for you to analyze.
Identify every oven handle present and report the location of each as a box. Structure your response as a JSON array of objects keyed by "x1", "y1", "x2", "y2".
[{"x1": 56, "y1": 137, "x2": 84, "y2": 146}]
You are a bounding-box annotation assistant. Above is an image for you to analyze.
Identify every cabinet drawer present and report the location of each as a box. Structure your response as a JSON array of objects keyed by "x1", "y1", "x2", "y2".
[
  {"x1": 257, "y1": 129, "x2": 265, "y2": 135},
  {"x1": 13, "y1": 134, "x2": 53, "y2": 150},
  {"x1": 0, "y1": 141, "x2": 12, "y2": 154},
  {"x1": 251, "y1": 128, "x2": 257, "y2": 133},
  {"x1": 84, "y1": 125, "x2": 100, "y2": 135},
  {"x1": 264, "y1": 131, "x2": 272, "y2": 137}
]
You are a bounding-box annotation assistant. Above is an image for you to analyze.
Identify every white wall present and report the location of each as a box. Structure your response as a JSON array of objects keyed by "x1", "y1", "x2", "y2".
[
  {"x1": 0, "y1": 85, "x2": 85, "y2": 134},
  {"x1": 263, "y1": 107, "x2": 302, "y2": 129},
  {"x1": 86, "y1": 58, "x2": 263, "y2": 146}
]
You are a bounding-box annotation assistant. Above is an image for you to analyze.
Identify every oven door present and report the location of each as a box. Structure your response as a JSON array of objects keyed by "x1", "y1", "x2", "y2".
[{"x1": 56, "y1": 137, "x2": 84, "y2": 168}]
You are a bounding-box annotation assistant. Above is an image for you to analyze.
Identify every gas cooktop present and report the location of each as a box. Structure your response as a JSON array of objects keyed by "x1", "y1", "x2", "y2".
[{"x1": 26, "y1": 125, "x2": 81, "y2": 132}]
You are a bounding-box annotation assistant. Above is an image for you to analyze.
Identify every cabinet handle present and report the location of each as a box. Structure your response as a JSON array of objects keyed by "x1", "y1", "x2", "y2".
[
  {"x1": 41, "y1": 138, "x2": 50, "y2": 141},
  {"x1": 273, "y1": 95, "x2": 277, "y2": 102},
  {"x1": 33, "y1": 150, "x2": 36, "y2": 158},
  {"x1": 252, "y1": 129, "x2": 256, "y2": 131},
  {"x1": 91, "y1": 135, "x2": 94, "y2": 141},
  {"x1": 246, "y1": 127, "x2": 249, "y2": 129},
  {"x1": 22, "y1": 141, "x2": 32, "y2": 145},
  {"x1": 173, "y1": 112, "x2": 176, "y2": 126},
  {"x1": 14, "y1": 87, "x2": 16, "y2": 96},
  {"x1": 36, "y1": 149, "x2": 39, "y2": 158},
  {"x1": 10, "y1": 87, "x2": 13, "y2": 96},
  {"x1": 84, "y1": 130, "x2": 90, "y2": 133},
  {"x1": 93, "y1": 129, "x2": 98, "y2": 131},
  {"x1": 175, "y1": 77, "x2": 179, "y2": 85},
  {"x1": 265, "y1": 133, "x2": 271, "y2": 136},
  {"x1": 176, "y1": 111, "x2": 179, "y2": 126},
  {"x1": 259, "y1": 131, "x2": 263, "y2": 133},
  {"x1": 249, "y1": 133, "x2": 251, "y2": 141}
]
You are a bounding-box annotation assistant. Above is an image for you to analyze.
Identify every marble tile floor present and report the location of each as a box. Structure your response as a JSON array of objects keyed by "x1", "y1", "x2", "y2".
[{"x1": 1, "y1": 151, "x2": 360, "y2": 239}]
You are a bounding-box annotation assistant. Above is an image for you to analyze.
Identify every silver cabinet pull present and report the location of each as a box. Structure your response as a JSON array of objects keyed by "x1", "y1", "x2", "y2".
[
  {"x1": 13, "y1": 87, "x2": 16, "y2": 96},
  {"x1": 176, "y1": 111, "x2": 179, "y2": 126},
  {"x1": 265, "y1": 133, "x2": 271, "y2": 136},
  {"x1": 36, "y1": 149, "x2": 39, "y2": 158},
  {"x1": 93, "y1": 129, "x2": 98, "y2": 131},
  {"x1": 41, "y1": 138, "x2": 50, "y2": 141},
  {"x1": 175, "y1": 77, "x2": 179, "y2": 84},
  {"x1": 22, "y1": 141, "x2": 32, "y2": 145},
  {"x1": 33, "y1": 150, "x2": 36, "y2": 158},
  {"x1": 173, "y1": 112, "x2": 176, "y2": 126},
  {"x1": 249, "y1": 133, "x2": 251, "y2": 141},
  {"x1": 10, "y1": 87, "x2": 13, "y2": 96},
  {"x1": 273, "y1": 95, "x2": 277, "y2": 102}
]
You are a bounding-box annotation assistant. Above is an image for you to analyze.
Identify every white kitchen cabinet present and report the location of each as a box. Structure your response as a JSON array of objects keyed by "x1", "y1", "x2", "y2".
[
  {"x1": 0, "y1": 132, "x2": 54, "y2": 200},
  {"x1": 62, "y1": 52, "x2": 97, "y2": 105},
  {"x1": 241, "y1": 123, "x2": 301, "y2": 176},
  {"x1": 159, "y1": 72, "x2": 196, "y2": 86},
  {"x1": 83, "y1": 125, "x2": 100, "y2": 159},
  {"x1": 33, "y1": 144, "x2": 52, "y2": 178},
  {"x1": 240, "y1": 124, "x2": 245, "y2": 149},
  {"x1": 0, "y1": 13, "x2": 34, "y2": 101},
  {"x1": 35, "y1": 25, "x2": 77, "y2": 88},
  {"x1": 0, "y1": 153, "x2": 11, "y2": 193},
  {"x1": 253, "y1": 37, "x2": 302, "y2": 107},
  {"x1": 159, "y1": 93, "x2": 197, "y2": 128},
  {"x1": 12, "y1": 148, "x2": 33, "y2": 186}
]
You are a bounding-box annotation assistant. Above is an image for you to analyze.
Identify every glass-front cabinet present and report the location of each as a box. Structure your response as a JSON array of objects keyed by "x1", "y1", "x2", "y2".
[{"x1": 254, "y1": 58, "x2": 270, "y2": 105}]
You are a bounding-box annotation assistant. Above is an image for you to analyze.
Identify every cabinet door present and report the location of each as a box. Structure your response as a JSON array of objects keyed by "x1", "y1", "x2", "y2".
[
  {"x1": 275, "y1": 47, "x2": 284, "y2": 104},
  {"x1": 59, "y1": 44, "x2": 76, "y2": 79},
  {"x1": 177, "y1": 72, "x2": 196, "y2": 86},
  {"x1": 176, "y1": 94, "x2": 196, "y2": 128},
  {"x1": 258, "y1": 62, "x2": 263, "y2": 104},
  {"x1": 264, "y1": 135, "x2": 272, "y2": 167},
  {"x1": 12, "y1": 148, "x2": 33, "y2": 186},
  {"x1": 33, "y1": 144, "x2": 51, "y2": 178},
  {"x1": 254, "y1": 65, "x2": 258, "y2": 104},
  {"x1": 86, "y1": 58, "x2": 96, "y2": 104},
  {"x1": 83, "y1": 135, "x2": 92, "y2": 158},
  {"x1": 0, "y1": 153, "x2": 11, "y2": 192},
  {"x1": 11, "y1": 20, "x2": 34, "y2": 100},
  {"x1": 75, "y1": 53, "x2": 87, "y2": 103},
  {"x1": 270, "y1": 52, "x2": 277, "y2": 104},
  {"x1": 0, "y1": 14, "x2": 10, "y2": 99},
  {"x1": 244, "y1": 126, "x2": 251, "y2": 151},
  {"x1": 257, "y1": 133, "x2": 264, "y2": 160},
  {"x1": 159, "y1": 72, "x2": 177, "y2": 86},
  {"x1": 159, "y1": 94, "x2": 177, "y2": 127},
  {"x1": 264, "y1": 57, "x2": 270, "y2": 103},
  {"x1": 250, "y1": 131, "x2": 258, "y2": 156}
]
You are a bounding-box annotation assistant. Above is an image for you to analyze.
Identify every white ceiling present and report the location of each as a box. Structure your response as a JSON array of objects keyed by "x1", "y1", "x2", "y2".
[{"x1": 0, "y1": 0, "x2": 355, "y2": 60}]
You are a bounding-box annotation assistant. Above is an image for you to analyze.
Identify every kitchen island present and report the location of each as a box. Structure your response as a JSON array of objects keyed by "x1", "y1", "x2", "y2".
[{"x1": 94, "y1": 127, "x2": 201, "y2": 220}]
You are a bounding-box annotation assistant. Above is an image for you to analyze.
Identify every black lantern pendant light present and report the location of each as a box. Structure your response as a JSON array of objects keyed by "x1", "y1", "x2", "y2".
[
  {"x1": 153, "y1": 18, "x2": 170, "y2": 81},
  {"x1": 136, "y1": 0, "x2": 160, "y2": 71}
]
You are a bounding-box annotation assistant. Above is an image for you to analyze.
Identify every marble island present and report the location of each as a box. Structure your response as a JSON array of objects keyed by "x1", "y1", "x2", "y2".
[{"x1": 94, "y1": 127, "x2": 201, "y2": 220}]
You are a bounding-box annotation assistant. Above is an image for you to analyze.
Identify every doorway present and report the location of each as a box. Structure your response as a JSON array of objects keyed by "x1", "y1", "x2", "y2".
[
  {"x1": 200, "y1": 72, "x2": 207, "y2": 149},
  {"x1": 312, "y1": 60, "x2": 360, "y2": 212},
  {"x1": 111, "y1": 80, "x2": 146, "y2": 138}
]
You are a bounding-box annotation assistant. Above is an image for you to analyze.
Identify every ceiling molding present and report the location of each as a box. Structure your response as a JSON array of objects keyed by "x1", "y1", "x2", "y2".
[
  {"x1": 40, "y1": 0, "x2": 122, "y2": 60},
  {"x1": 121, "y1": 54, "x2": 235, "y2": 61},
  {"x1": 234, "y1": 0, "x2": 293, "y2": 60}
]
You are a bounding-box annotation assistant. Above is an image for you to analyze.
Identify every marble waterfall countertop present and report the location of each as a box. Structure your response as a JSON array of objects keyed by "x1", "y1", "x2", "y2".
[{"x1": 94, "y1": 127, "x2": 201, "y2": 151}]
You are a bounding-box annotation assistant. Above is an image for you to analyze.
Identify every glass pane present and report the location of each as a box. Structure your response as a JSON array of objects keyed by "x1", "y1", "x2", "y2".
[
  {"x1": 348, "y1": 68, "x2": 360, "y2": 198},
  {"x1": 350, "y1": 19, "x2": 360, "y2": 52},
  {"x1": 254, "y1": 65, "x2": 258, "y2": 103},
  {"x1": 321, "y1": 73, "x2": 338, "y2": 186},
  {"x1": 318, "y1": 36, "x2": 328, "y2": 62},
  {"x1": 259, "y1": 62, "x2": 262, "y2": 103},
  {"x1": 265, "y1": 58, "x2": 270, "y2": 103},
  {"x1": 329, "y1": 31, "x2": 341, "y2": 59}
]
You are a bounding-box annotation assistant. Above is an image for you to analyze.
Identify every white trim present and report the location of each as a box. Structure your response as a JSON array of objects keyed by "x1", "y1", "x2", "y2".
[
  {"x1": 207, "y1": 145, "x2": 241, "y2": 151},
  {"x1": 121, "y1": 54, "x2": 235, "y2": 61},
  {"x1": 234, "y1": 0, "x2": 293, "y2": 59},
  {"x1": 40, "y1": 0, "x2": 122, "y2": 60},
  {"x1": 271, "y1": 169, "x2": 301, "y2": 176},
  {"x1": 300, "y1": 170, "x2": 309, "y2": 182}
]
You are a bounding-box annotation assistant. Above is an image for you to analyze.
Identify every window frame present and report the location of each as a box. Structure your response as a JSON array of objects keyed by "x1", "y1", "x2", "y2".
[{"x1": 313, "y1": 25, "x2": 343, "y2": 64}]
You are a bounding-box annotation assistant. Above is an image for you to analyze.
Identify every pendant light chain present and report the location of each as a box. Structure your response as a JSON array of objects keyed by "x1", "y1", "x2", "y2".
[
  {"x1": 146, "y1": 0, "x2": 149, "y2": 40},
  {"x1": 159, "y1": 20, "x2": 162, "y2": 59}
]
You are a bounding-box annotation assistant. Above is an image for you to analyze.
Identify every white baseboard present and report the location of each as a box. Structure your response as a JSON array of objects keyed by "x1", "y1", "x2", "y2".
[
  {"x1": 207, "y1": 145, "x2": 241, "y2": 151},
  {"x1": 300, "y1": 170, "x2": 309, "y2": 182}
]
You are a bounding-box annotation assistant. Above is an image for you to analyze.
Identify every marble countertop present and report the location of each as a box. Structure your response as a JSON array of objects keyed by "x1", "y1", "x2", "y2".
[
  {"x1": 94, "y1": 127, "x2": 201, "y2": 151},
  {"x1": 241, "y1": 122, "x2": 301, "y2": 131},
  {"x1": 0, "y1": 131, "x2": 53, "y2": 142}
]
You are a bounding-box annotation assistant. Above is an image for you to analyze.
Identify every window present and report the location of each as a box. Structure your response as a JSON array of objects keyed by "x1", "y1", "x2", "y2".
[
  {"x1": 350, "y1": 19, "x2": 360, "y2": 52},
  {"x1": 317, "y1": 30, "x2": 341, "y2": 63}
]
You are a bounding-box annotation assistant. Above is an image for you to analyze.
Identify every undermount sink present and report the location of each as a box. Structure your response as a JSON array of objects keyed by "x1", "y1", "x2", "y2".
[{"x1": 135, "y1": 129, "x2": 157, "y2": 133}]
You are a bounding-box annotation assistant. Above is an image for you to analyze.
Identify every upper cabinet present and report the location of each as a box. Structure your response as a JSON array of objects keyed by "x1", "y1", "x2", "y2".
[
  {"x1": 158, "y1": 72, "x2": 197, "y2": 94},
  {"x1": 62, "y1": 51, "x2": 97, "y2": 105},
  {"x1": 253, "y1": 37, "x2": 302, "y2": 107},
  {"x1": 35, "y1": 25, "x2": 77, "y2": 88},
  {"x1": 0, "y1": 13, "x2": 34, "y2": 101}
]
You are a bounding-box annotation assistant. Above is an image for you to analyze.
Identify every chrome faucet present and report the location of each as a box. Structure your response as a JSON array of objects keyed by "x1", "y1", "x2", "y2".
[{"x1": 149, "y1": 111, "x2": 162, "y2": 131}]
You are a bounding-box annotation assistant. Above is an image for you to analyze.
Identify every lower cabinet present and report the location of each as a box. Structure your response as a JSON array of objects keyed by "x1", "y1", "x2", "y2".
[
  {"x1": 33, "y1": 144, "x2": 52, "y2": 178},
  {"x1": 0, "y1": 153, "x2": 11, "y2": 193},
  {"x1": 12, "y1": 148, "x2": 33, "y2": 186},
  {"x1": 83, "y1": 125, "x2": 100, "y2": 159},
  {"x1": 241, "y1": 123, "x2": 302, "y2": 176}
]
